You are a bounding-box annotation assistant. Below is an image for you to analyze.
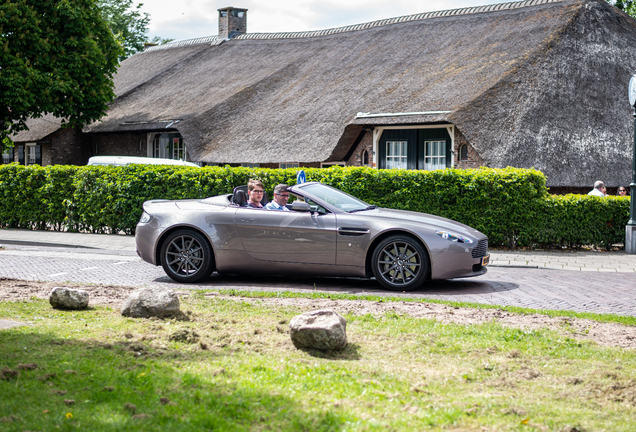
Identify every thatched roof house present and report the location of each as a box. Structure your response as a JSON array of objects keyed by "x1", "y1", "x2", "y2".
[{"x1": 8, "y1": 0, "x2": 636, "y2": 189}]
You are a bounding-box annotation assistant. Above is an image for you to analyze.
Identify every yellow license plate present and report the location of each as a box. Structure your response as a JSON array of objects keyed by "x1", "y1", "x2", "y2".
[{"x1": 481, "y1": 255, "x2": 490, "y2": 266}]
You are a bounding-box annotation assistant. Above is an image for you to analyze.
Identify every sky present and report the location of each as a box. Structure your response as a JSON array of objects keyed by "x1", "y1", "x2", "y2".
[{"x1": 141, "y1": 0, "x2": 512, "y2": 42}]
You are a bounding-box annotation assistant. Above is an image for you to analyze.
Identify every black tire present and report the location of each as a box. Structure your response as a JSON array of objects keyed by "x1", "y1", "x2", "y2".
[
  {"x1": 160, "y1": 229, "x2": 214, "y2": 283},
  {"x1": 371, "y1": 235, "x2": 429, "y2": 291}
]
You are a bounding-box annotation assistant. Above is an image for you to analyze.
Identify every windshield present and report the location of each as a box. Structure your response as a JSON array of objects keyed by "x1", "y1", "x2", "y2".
[{"x1": 298, "y1": 183, "x2": 372, "y2": 212}]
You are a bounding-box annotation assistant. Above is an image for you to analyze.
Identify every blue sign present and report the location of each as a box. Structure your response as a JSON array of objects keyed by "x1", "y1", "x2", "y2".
[{"x1": 296, "y1": 170, "x2": 306, "y2": 184}]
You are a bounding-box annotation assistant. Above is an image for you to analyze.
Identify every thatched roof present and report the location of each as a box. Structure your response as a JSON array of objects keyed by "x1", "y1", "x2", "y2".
[
  {"x1": 14, "y1": 0, "x2": 636, "y2": 187},
  {"x1": 11, "y1": 113, "x2": 65, "y2": 142}
]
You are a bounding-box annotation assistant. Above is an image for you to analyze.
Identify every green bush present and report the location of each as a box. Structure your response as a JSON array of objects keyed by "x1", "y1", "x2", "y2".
[
  {"x1": 0, "y1": 163, "x2": 630, "y2": 248},
  {"x1": 528, "y1": 194, "x2": 629, "y2": 249}
]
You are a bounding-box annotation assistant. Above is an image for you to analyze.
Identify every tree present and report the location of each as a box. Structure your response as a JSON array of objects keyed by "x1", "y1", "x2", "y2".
[
  {"x1": 0, "y1": 0, "x2": 122, "y2": 150},
  {"x1": 98, "y1": 0, "x2": 150, "y2": 61},
  {"x1": 607, "y1": 0, "x2": 636, "y2": 18},
  {"x1": 148, "y1": 35, "x2": 175, "y2": 46}
]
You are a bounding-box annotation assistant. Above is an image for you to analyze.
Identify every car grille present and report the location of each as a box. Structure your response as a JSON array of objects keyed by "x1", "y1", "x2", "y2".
[{"x1": 471, "y1": 238, "x2": 488, "y2": 258}]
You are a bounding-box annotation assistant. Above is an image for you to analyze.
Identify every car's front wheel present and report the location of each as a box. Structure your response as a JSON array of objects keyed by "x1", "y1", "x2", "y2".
[
  {"x1": 371, "y1": 235, "x2": 429, "y2": 291},
  {"x1": 160, "y1": 229, "x2": 214, "y2": 283}
]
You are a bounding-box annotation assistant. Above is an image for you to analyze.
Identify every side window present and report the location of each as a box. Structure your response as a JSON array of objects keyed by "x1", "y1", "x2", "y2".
[
  {"x1": 305, "y1": 198, "x2": 328, "y2": 214},
  {"x1": 290, "y1": 194, "x2": 329, "y2": 214}
]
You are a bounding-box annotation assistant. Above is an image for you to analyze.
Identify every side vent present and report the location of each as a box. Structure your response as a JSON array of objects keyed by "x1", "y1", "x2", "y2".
[{"x1": 337, "y1": 227, "x2": 370, "y2": 236}]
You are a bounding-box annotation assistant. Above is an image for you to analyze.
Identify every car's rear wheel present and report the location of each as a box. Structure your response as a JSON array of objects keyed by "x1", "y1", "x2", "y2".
[
  {"x1": 371, "y1": 235, "x2": 429, "y2": 291},
  {"x1": 160, "y1": 229, "x2": 214, "y2": 283}
]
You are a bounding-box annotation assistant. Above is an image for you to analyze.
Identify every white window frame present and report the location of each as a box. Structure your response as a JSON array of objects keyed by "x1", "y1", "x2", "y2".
[
  {"x1": 172, "y1": 136, "x2": 185, "y2": 160},
  {"x1": 26, "y1": 143, "x2": 37, "y2": 166},
  {"x1": 361, "y1": 149, "x2": 369, "y2": 166},
  {"x1": 279, "y1": 163, "x2": 299, "y2": 169},
  {"x1": 154, "y1": 135, "x2": 169, "y2": 158},
  {"x1": 385, "y1": 141, "x2": 408, "y2": 170},
  {"x1": 1, "y1": 148, "x2": 11, "y2": 164},
  {"x1": 151, "y1": 133, "x2": 187, "y2": 160},
  {"x1": 424, "y1": 140, "x2": 446, "y2": 171}
]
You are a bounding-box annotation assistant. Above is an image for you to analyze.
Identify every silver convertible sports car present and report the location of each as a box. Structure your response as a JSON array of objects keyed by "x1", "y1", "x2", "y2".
[{"x1": 135, "y1": 182, "x2": 489, "y2": 291}]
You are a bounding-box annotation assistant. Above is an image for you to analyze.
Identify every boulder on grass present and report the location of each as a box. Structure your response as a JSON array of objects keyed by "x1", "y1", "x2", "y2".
[
  {"x1": 49, "y1": 287, "x2": 89, "y2": 310},
  {"x1": 121, "y1": 288, "x2": 182, "y2": 319},
  {"x1": 289, "y1": 309, "x2": 347, "y2": 351}
]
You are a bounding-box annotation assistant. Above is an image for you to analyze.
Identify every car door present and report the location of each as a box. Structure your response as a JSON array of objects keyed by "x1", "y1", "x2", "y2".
[
  {"x1": 334, "y1": 212, "x2": 373, "y2": 267},
  {"x1": 234, "y1": 207, "x2": 337, "y2": 264}
]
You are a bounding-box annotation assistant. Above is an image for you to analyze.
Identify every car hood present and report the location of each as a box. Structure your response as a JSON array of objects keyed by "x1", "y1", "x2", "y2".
[{"x1": 360, "y1": 208, "x2": 485, "y2": 238}]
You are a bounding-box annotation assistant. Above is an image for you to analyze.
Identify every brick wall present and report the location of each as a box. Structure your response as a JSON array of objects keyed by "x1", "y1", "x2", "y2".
[
  {"x1": 48, "y1": 128, "x2": 91, "y2": 166},
  {"x1": 91, "y1": 132, "x2": 148, "y2": 159},
  {"x1": 454, "y1": 128, "x2": 484, "y2": 169},
  {"x1": 346, "y1": 130, "x2": 373, "y2": 167}
]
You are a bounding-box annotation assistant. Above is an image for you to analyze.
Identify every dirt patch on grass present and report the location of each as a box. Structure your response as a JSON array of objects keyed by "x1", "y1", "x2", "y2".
[
  {"x1": 228, "y1": 296, "x2": 636, "y2": 349},
  {"x1": 2, "y1": 277, "x2": 635, "y2": 349},
  {"x1": 0, "y1": 278, "x2": 137, "y2": 308}
]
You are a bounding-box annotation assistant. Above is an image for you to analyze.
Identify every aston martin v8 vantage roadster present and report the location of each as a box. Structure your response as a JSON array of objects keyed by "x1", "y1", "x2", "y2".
[{"x1": 135, "y1": 182, "x2": 489, "y2": 290}]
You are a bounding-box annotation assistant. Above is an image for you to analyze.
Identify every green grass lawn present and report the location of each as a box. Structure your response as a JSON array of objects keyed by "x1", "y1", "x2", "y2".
[{"x1": 1, "y1": 292, "x2": 635, "y2": 431}]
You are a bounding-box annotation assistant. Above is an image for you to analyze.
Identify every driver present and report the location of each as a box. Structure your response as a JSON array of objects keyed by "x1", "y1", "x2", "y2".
[
  {"x1": 265, "y1": 184, "x2": 290, "y2": 211},
  {"x1": 246, "y1": 179, "x2": 265, "y2": 208}
]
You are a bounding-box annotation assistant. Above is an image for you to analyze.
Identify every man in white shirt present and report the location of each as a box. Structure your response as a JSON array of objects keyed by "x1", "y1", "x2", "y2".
[
  {"x1": 587, "y1": 180, "x2": 606, "y2": 197},
  {"x1": 265, "y1": 184, "x2": 291, "y2": 211}
]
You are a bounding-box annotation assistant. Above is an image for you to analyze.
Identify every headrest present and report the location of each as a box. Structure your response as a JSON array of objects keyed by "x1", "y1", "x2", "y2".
[{"x1": 232, "y1": 189, "x2": 248, "y2": 206}]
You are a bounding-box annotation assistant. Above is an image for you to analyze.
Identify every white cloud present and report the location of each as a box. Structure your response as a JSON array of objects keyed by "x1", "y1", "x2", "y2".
[{"x1": 141, "y1": 0, "x2": 512, "y2": 41}]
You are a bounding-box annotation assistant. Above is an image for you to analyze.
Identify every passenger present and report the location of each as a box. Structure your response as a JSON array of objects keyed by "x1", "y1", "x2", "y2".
[
  {"x1": 265, "y1": 184, "x2": 290, "y2": 211},
  {"x1": 618, "y1": 186, "x2": 628, "y2": 196},
  {"x1": 246, "y1": 179, "x2": 265, "y2": 208},
  {"x1": 587, "y1": 180, "x2": 606, "y2": 197}
]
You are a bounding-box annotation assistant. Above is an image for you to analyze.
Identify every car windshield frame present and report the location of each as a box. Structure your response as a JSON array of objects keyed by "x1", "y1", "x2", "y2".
[{"x1": 293, "y1": 183, "x2": 373, "y2": 213}]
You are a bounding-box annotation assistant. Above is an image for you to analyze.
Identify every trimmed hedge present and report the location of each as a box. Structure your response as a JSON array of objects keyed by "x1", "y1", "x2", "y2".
[{"x1": 0, "y1": 163, "x2": 630, "y2": 248}]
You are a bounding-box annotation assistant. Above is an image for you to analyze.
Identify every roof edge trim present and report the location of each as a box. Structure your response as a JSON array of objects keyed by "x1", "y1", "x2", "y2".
[
  {"x1": 235, "y1": 0, "x2": 566, "y2": 40},
  {"x1": 356, "y1": 111, "x2": 452, "y2": 118},
  {"x1": 144, "y1": 0, "x2": 567, "y2": 52}
]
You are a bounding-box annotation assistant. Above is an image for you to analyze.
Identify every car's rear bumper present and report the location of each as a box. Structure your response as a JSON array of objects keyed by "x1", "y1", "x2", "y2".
[{"x1": 135, "y1": 222, "x2": 163, "y2": 265}]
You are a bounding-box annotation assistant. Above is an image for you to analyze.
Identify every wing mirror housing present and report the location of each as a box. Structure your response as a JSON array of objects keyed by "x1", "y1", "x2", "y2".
[{"x1": 290, "y1": 201, "x2": 312, "y2": 212}]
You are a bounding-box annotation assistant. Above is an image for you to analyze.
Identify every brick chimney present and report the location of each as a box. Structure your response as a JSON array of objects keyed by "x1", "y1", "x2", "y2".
[{"x1": 218, "y1": 7, "x2": 248, "y2": 39}]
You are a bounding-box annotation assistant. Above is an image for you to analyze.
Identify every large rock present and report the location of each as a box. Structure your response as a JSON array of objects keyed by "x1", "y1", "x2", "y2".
[
  {"x1": 121, "y1": 288, "x2": 182, "y2": 319},
  {"x1": 49, "y1": 287, "x2": 89, "y2": 310},
  {"x1": 289, "y1": 309, "x2": 347, "y2": 351}
]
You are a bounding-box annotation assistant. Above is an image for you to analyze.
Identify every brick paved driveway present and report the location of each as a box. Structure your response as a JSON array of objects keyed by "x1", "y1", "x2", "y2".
[{"x1": 1, "y1": 245, "x2": 635, "y2": 316}]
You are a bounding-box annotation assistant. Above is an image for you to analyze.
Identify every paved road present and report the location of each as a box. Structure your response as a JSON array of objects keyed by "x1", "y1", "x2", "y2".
[
  {"x1": 2, "y1": 227, "x2": 636, "y2": 272},
  {"x1": 1, "y1": 244, "x2": 635, "y2": 317}
]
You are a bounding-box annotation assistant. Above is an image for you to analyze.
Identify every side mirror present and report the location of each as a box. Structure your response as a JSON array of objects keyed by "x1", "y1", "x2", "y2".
[{"x1": 290, "y1": 201, "x2": 312, "y2": 212}]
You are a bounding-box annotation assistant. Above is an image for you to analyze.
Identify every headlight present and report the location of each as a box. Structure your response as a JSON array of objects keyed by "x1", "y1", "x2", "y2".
[
  {"x1": 436, "y1": 230, "x2": 473, "y2": 244},
  {"x1": 139, "y1": 211, "x2": 152, "y2": 223}
]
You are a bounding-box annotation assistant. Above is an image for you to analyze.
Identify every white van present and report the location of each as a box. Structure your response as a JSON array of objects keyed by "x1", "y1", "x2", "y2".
[{"x1": 87, "y1": 156, "x2": 199, "y2": 167}]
